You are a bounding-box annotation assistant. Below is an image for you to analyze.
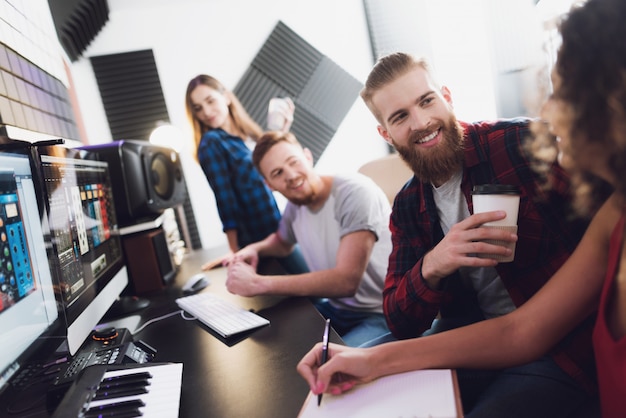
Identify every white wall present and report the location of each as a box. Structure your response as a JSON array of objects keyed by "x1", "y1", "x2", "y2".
[
  {"x1": 0, "y1": 0, "x2": 576, "y2": 252},
  {"x1": 66, "y1": 0, "x2": 549, "y2": 251},
  {"x1": 69, "y1": 0, "x2": 386, "y2": 250}
]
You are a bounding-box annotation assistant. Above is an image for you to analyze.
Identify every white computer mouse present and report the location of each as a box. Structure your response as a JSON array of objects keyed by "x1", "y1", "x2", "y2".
[{"x1": 182, "y1": 273, "x2": 210, "y2": 294}]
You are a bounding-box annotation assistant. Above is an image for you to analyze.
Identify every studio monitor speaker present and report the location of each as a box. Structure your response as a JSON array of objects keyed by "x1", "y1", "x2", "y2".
[
  {"x1": 121, "y1": 227, "x2": 176, "y2": 295},
  {"x1": 80, "y1": 140, "x2": 187, "y2": 226}
]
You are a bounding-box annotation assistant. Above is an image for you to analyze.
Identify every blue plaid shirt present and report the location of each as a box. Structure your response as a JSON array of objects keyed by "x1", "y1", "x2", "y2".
[{"x1": 197, "y1": 129, "x2": 280, "y2": 247}]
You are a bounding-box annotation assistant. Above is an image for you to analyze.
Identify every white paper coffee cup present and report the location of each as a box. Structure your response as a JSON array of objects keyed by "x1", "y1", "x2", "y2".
[
  {"x1": 472, "y1": 184, "x2": 520, "y2": 262},
  {"x1": 267, "y1": 97, "x2": 291, "y2": 131}
]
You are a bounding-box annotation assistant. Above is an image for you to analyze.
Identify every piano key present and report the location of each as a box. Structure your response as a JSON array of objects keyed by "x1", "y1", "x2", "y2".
[
  {"x1": 98, "y1": 378, "x2": 151, "y2": 390},
  {"x1": 85, "y1": 399, "x2": 145, "y2": 417},
  {"x1": 84, "y1": 409, "x2": 142, "y2": 418},
  {"x1": 102, "y1": 372, "x2": 152, "y2": 383},
  {"x1": 93, "y1": 386, "x2": 149, "y2": 400},
  {"x1": 86, "y1": 364, "x2": 183, "y2": 418}
]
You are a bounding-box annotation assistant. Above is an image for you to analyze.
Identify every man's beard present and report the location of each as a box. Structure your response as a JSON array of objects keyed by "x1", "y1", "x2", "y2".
[
  {"x1": 392, "y1": 116, "x2": 465, "y2": 185},
  {"x1": 286, "y1": 177, "x2": 320, "y2": 206}
]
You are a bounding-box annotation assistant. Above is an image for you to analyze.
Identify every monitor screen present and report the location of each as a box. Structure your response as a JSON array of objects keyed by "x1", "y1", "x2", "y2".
[
  {"x1": 37, "y1": 145, "x2": 128, "y2": 356},
  {"x1": 0, "y1": 150, "x2": 61, "y2": 390}
]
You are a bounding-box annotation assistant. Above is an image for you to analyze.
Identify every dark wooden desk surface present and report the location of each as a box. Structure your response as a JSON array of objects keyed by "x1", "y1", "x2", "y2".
[
  {"x1": 0, "y1": 248, "x2": 342, "y2": 418},
  {"x1": 132, "y1": 248, "x2": 343, "y2": 418}
]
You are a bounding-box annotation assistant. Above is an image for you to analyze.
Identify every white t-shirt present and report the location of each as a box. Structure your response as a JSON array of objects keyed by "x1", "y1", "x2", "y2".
[
  {"x1": 432, "y1": 170, "x2": 515, "y2": 319},
  {"x1": 278, "y1": 174, "x2": 392, "y2": 313}
]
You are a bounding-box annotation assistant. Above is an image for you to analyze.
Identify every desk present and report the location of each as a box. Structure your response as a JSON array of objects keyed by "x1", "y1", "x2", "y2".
[
  {"x1": 0, "y1": 248, "x2": 341, "y2": 418},
  {"x1": 128, "y1": 248, "x2": 343, "y2": 418}
]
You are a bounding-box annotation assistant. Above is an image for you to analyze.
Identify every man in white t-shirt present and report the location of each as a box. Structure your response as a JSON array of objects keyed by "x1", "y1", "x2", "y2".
[{"x1": 223, "y1": 130, "x2": 392, "y2": 346}]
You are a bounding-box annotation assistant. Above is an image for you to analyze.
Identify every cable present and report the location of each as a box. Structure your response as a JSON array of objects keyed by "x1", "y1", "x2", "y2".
[
  {"x1": 180, "y1": 310, "x2": 199, "y2": 321},
  {"x1": 132, "y1": 310, "x2": 184, "y2": 335}
]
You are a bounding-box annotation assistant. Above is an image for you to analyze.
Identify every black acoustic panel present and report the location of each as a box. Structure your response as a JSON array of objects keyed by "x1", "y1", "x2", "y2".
[
  {"x1": 234, "y1": 67, "x2": 333, "y2": 162},
  {"x1": 233, "y1": 21, "x2": 362, "y2": 164},
  {"x1": 234, "y1": 67, "x2": 291, "y2": 129},
  {"x1": 48, "y1": 0, "x2": 110, "y2": 62},
  {"x1": 250, "y1": 21, "x2": 323, "y2": 95},
  {"x1": 90, "y1": 49, "x2": 170, "y2": 140},
  {"x1": 180, "y1": 196, "x2": 202, "y2": 250},
  {"x1": 289, "y1": 105, "x2": 336, "y2": 164},
  {"x1": 299, "y1": 57, "x2": 363, "y2": 128}
]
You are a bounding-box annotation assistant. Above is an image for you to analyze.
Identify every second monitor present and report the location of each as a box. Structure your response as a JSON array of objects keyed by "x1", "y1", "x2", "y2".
[{"x1": 36, "y1": 145, "x2": 129, "y2": 356}]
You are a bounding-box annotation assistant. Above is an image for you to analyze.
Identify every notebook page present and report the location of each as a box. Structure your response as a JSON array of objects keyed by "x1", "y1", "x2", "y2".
[{"x1": 298, "y1": 369, "x2": 459, "y2": 418}]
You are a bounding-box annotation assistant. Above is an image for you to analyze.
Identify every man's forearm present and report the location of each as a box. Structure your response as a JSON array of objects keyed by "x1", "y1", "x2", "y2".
[
  {"x1": 260, "y1": 268, "x2": 360, "y2": 298},
  {"x1": 249, "y1": 233, "x2": 294, "y2": 258}
]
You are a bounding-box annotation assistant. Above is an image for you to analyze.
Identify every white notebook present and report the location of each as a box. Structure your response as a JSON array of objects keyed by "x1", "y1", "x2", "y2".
[{"x1": 298, "y1": 369, "x2": 460, "y2": 418}]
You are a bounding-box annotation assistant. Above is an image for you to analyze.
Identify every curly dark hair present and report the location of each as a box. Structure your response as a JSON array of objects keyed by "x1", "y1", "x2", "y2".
[{"x1": 531, "y1": 0, "x2": 624, "y2": 215}]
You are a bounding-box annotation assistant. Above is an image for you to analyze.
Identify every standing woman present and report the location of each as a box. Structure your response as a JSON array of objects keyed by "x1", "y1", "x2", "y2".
[{"x1": 185, "y1": 75, "x2": 306, "y2": 272}]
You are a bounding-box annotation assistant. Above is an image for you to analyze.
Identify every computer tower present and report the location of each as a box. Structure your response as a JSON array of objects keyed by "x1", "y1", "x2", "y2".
[{"x1": 80, "y1": 140, "x2": 187, "y2": 226}]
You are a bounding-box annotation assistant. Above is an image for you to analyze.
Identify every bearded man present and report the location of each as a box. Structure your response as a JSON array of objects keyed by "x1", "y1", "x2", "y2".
[
  {"x1": 223, "y1": 130, "x2": 393, "y2": 347},
  {"x1": 359, "y1": 52, "x2": 596, "y2": 416}
]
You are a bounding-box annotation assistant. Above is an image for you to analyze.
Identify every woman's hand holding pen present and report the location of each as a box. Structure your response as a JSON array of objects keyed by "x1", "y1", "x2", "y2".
[{"x1": 296, "y1": 343, "x2": 378, "y2": 396}]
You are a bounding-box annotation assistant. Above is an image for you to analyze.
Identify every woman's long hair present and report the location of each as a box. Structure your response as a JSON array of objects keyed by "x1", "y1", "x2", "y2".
[
  {"x1": 185, "y1": 75, "x2": 263, "y2": 160},
  {"x1": 529, "y1": 0, "x2": 623, "y2": 215}
]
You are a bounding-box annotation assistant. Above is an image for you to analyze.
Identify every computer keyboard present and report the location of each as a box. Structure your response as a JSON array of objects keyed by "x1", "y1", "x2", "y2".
[{"x1": 175, "y1": 292, "x2": 270, "y2": 338}]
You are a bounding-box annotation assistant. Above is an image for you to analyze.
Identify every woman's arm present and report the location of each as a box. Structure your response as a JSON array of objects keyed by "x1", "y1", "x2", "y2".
[
  {"x1": 225, "y1": 229, "x2": 238, "y2": 253},
  {"x1": 299, "y1": 195, "x2": 620, "y2": 394}
]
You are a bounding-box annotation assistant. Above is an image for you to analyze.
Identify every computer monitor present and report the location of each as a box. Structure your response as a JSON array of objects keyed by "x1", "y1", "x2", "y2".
[
  {"x1": 36, "y1": 145, "x2": 128, "y2": 356},
  {"x1": 0, "y1": 150, "x2": 61, "y2": 390}
]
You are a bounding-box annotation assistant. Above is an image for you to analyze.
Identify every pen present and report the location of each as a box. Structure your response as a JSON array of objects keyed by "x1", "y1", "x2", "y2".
[{"x1": 318, "y1": 318, "x2": 331, "y2": 407}]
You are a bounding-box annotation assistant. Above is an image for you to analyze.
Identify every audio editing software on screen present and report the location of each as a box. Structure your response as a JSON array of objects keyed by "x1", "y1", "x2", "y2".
[
  {"x1": 40, "y1": 155, "x2": 121, "y2": 308},
  {"x1": 0, "y1": 169, "x2": 36, "y2": 311}
]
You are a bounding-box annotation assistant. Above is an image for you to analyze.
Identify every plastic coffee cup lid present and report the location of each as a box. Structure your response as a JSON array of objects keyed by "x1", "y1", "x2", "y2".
[{"x1": 472, "y1": 184, "x2": 520, "y2": 195}]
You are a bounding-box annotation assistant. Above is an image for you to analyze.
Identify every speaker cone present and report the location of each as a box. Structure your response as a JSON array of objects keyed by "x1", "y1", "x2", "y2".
[{"x1": 150, "y1": 153, "x2": 173, "y2": 199}]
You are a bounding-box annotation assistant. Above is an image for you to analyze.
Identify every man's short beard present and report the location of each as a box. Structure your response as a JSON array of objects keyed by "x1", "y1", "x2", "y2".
[
  {"x1": 393, "y1": 118, "x2": 465, "y2": 185},
  {"x1": 285, "y1": 179, "x2": 319, "y2": 207},
  {"x1": 289, "y1": 193, "x2": 316, "y2": 206}
]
